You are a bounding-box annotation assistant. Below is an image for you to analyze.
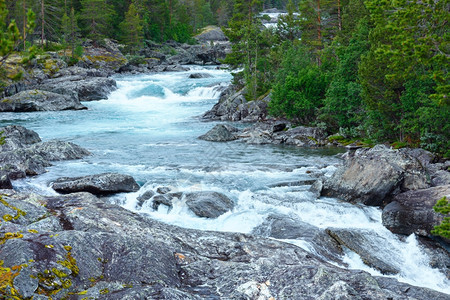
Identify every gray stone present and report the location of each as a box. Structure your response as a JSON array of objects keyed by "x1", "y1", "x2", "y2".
[
  {"x1": 322, "y1": 145, "x2": 430, "y2": 206},
  {"x1": 382, "y1": 185, "x2": 449, "y2": 237},
  {"x1": 152, "y1": 194, "x2": 173, "y2": 210},
  {"x1": 38, "y1": 76, "x2": 117, "y2": 102},
  {"x1": 156, "y1": 186, "x2": 171, "y2": 194},
  {"x1": 0, "y1": 125, "x2": 41, "y2": 152},
  {"x1": 326, "y1": 228, "x2": 401, "y2": 274},
  {"x1": 136, "y1": 190, "x2": 155, "y2": 208},
  {"x1": 0, "y1": 126, "x2": 89, "y2": 180},
  {"x1": 252, "y1": 214, "x2": 343, "y2": 264},
  {"x1": 198, "y1": 124, "x2": 238, "y2": 142},
  {"x1": 189, "y1": 73, "x2": 213, "y2": 79},
  {"x1": 195, "y1": 26, "x2": 228, "y2": 42},
  {"x1": 51, "y1": 173, "x2": 140, "y2": 195},
  {"x1": 28, "y1": 140, "x2": 91, "y2": 161},
  {"x1": 0, "y1": 90, "x2": 87, "y2": 112},
  {"x1": 0, "y1": 170, "x2": 13, "y2": 189},
  {"x1": 185, "y1": 191, "x2": 234, "y2": 218},
  {"x1": 0, "y1": 191, "x2": 448, "y2": 299}
]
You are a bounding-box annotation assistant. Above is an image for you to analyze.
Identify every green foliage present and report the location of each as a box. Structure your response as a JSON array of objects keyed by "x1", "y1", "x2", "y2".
[
  {"x1": 79, "y1": 0, "x2": 114, "y2": 42},
  {"x1": 432, "y1": 197, "x2": 450, "y2": 239},
  {"x1": 119, "y1": 2, "x2": 144, "y2": 52},
  {"x1": 0, "y1": 131, "x2": 4, "y2": 145},
  {"x1": 270, "y1": 65, "x2": 329, "y2": 123},
  {"x1": 320, "y1": 19, "x2": 370, "y2": 133}
]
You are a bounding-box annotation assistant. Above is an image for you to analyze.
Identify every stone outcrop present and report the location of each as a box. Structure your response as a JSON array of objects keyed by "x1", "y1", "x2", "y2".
[
  {"x1": 0, "y1": 90, "x2": 86, "y2": 111},
  {"x1": 382, "y1": 185, "x2": 450, "y2": 237},
  {"x1": 51, "y1": 173, "x2": 140, "y2": 195},
  {"x1": 184, "y1": 191, "x2": 234, "y2": 218},
  {"x1": 0, "y1": 190, "x2": 448, "y2": 299},
  {"x1": 202, "y1": 87, "x2": 271, "y2": 122},
  {"x1": 195, "y1": 26, "x2": 228, "y2": 42},
  {"x1": 321, "y1": 145, "x2": 432, "y2": 206},
  {"x1": 198, "y1": 124, "x2": 239, "y2": 142},
  {"x1": 37, "y1": 76, "x2": 117, "y2": 102},
  {"x1": 0, "y1": 126, "x2": 90, "y2": 179}
]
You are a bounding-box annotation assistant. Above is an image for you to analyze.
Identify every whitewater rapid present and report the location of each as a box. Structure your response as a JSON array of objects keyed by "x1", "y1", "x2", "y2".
[{"x1": 2, "y1": 66, "x2": 448, "y2": 294}]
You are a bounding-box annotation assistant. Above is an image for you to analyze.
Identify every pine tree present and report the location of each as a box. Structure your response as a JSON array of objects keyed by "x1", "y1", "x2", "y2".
[
  {"x1": 79, "y1": 0, "x2": 114, "y2": 42},
  {"x1": 120, "y1": 2, "x2": 144, "y2": 51}
]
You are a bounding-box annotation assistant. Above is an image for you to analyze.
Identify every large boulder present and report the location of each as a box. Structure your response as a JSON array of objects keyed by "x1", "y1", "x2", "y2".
[
  {"x1": 321, "y1": 145, "x2": 431, "y2": 206},
  {"x1": 326, "y1": 228, "x2": 401, "y2": 275},
  {"x1": 0, "y1": 90, "x2": 86, "y2": 112},
  {"x1": 195, "y1": 26, "x2": 228, "y2": 42},
  {"x1": 0, "y1": 170, "x2": 13, "y2": 189},
  {"x1": 0, "y1": 126, "x2": 90, "y2": 179},
  {"x1": 203, "y1": 87, "x2": 271, "y2": 122},
  {"x1": 198, "y1": 124, "x2": 239, "y2": 142},
  {"x1": 51, "y1": 173, "x2": 140, "y2": 195},
  {"x1": 28, "y1": 140, "x2": 91, "y2": 161},
  {"x1": 252, "y1": 214, "x2": 343, "y2": 264},
  {"x1": 382, "y1": 185, "x2": 450, "y2": 237},
  {"x1": 184, "y1": 191, "x2": 234, "y2": 218},
  {"x1": 0, "y1": 191, "x2": 448, "y2": 299},
  {"x1": 38, "y1": 76, "x2": 117, "y2": 102},
  {"x1": 0, "y1": 125, "x2": 41, "y2": 152}
]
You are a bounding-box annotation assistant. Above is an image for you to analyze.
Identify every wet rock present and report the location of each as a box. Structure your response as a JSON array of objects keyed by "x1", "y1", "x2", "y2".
[
  {"x1": 0, "y1": 90, "x2": 86, "y2": 112},
  {"x1": 38, "y1": 76, "x2": 117, "y2": 102},
  {"x1": 164, "y1": 65, "x2": 190, "y2": 72},
  {"x1": 152, "y1": 194, "x2": 173, "y2": 210},
  {"x1": 382, "y1": 185, "x2": 449, "y2": 237},
  {"x1": 198, "y1": 124, "x2": 239, "y2": 142},
  {"x1": 322, "y1": 145, "x2": 430, "y2": 206},
  {"x1": 0, "y1": 126, "x2": 89, "y2": 180},
  {"x1": 326, "y1": 228, "x2": 401, "y2": 274},
  {"x1": 252, "y1": 214, "x2": 343, "y2": 264},
  {"x1": 0, "y1": 171, "x2": 13, "y2": 189},
  {"x1": 202, "y1": 87, "x2": 245, "y2": 121},
  {"x1": 189, "y1": 73, "x2": 213, "y2": 79},
  {"x1": 51, "y1": 173, "x2": 140, "y2": 195},
  {"x1": 156, "y1": 186, "x2": 171, "y2": 194},
  {"x1": 184, "y1": 191, "x2": 234, "y2": 218},
  {"x1": 136, "y1": 190, "x2": 155, "y2": 208},
  {"x1": 0, "y1": 125, "x2": 41, "y2": 152},
  {"x1": 28, "y1": 140, "x2": 91, "y2": 161}
]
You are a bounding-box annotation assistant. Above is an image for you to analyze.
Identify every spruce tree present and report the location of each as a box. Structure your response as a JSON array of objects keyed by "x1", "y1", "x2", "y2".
[
  {"x1": 120, "y1": 2, "x2": 144, "y2": 51},
  {"x1": 79, "y1": 0, "x2": 114, "y2": 42}
]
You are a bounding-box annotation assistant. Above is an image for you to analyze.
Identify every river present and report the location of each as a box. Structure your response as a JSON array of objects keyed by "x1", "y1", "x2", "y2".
[{"x1": 1, "y1": 66, "x2": 448, "y2": 294}]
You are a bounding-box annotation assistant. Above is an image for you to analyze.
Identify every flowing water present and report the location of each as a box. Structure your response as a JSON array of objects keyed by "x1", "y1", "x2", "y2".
[{"x1": 1, "y1": 66, "x2": 448, "y2": 294}]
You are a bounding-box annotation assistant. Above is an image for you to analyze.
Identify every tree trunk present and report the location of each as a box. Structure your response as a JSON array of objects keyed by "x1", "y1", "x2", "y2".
[
  {"x1": 337, "y1": 0, "x2": 342, "y2": 31},
  {"x1": 317, "y1": 0, "x2": 322, "y2": 66},
  {"x1": 23, "y1": 0, "x2": 26, "y2": 50},
  {"x1": 41, "y1": 0, "x2": 45, "y2": 48}
]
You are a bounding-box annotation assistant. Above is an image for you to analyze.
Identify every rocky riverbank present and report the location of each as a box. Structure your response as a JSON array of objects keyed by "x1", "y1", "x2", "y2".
[
  {"x1": 1, "y1": 27, "x2": 230, "y2": 112},
  {"x1": 2, "y1": 188, "x2": 449, "y2": 299}
]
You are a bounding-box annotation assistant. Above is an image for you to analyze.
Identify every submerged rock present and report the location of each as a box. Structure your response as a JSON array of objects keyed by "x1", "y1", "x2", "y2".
[
  {"x1": 0, "y1": 191, "x2": 448, "y2": 299},
  {"x1": 189, "y1": 73, "x2": 213, "y2": 79},
  {"x1": 382, "y1": 185, "x2": 449, "y2": 237},
  {"x1": 51, "y1": 173, "x2": 140, "y2": 195},
  {"x1": 198, "y1": 124, "x2": 239, "y2": 142},
  {"x1": 0, "y1": 90, "x2": 86, "y2": 112},
  {"x1": 184, "y1": 191, "x2": 234, "y2": 218}
]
